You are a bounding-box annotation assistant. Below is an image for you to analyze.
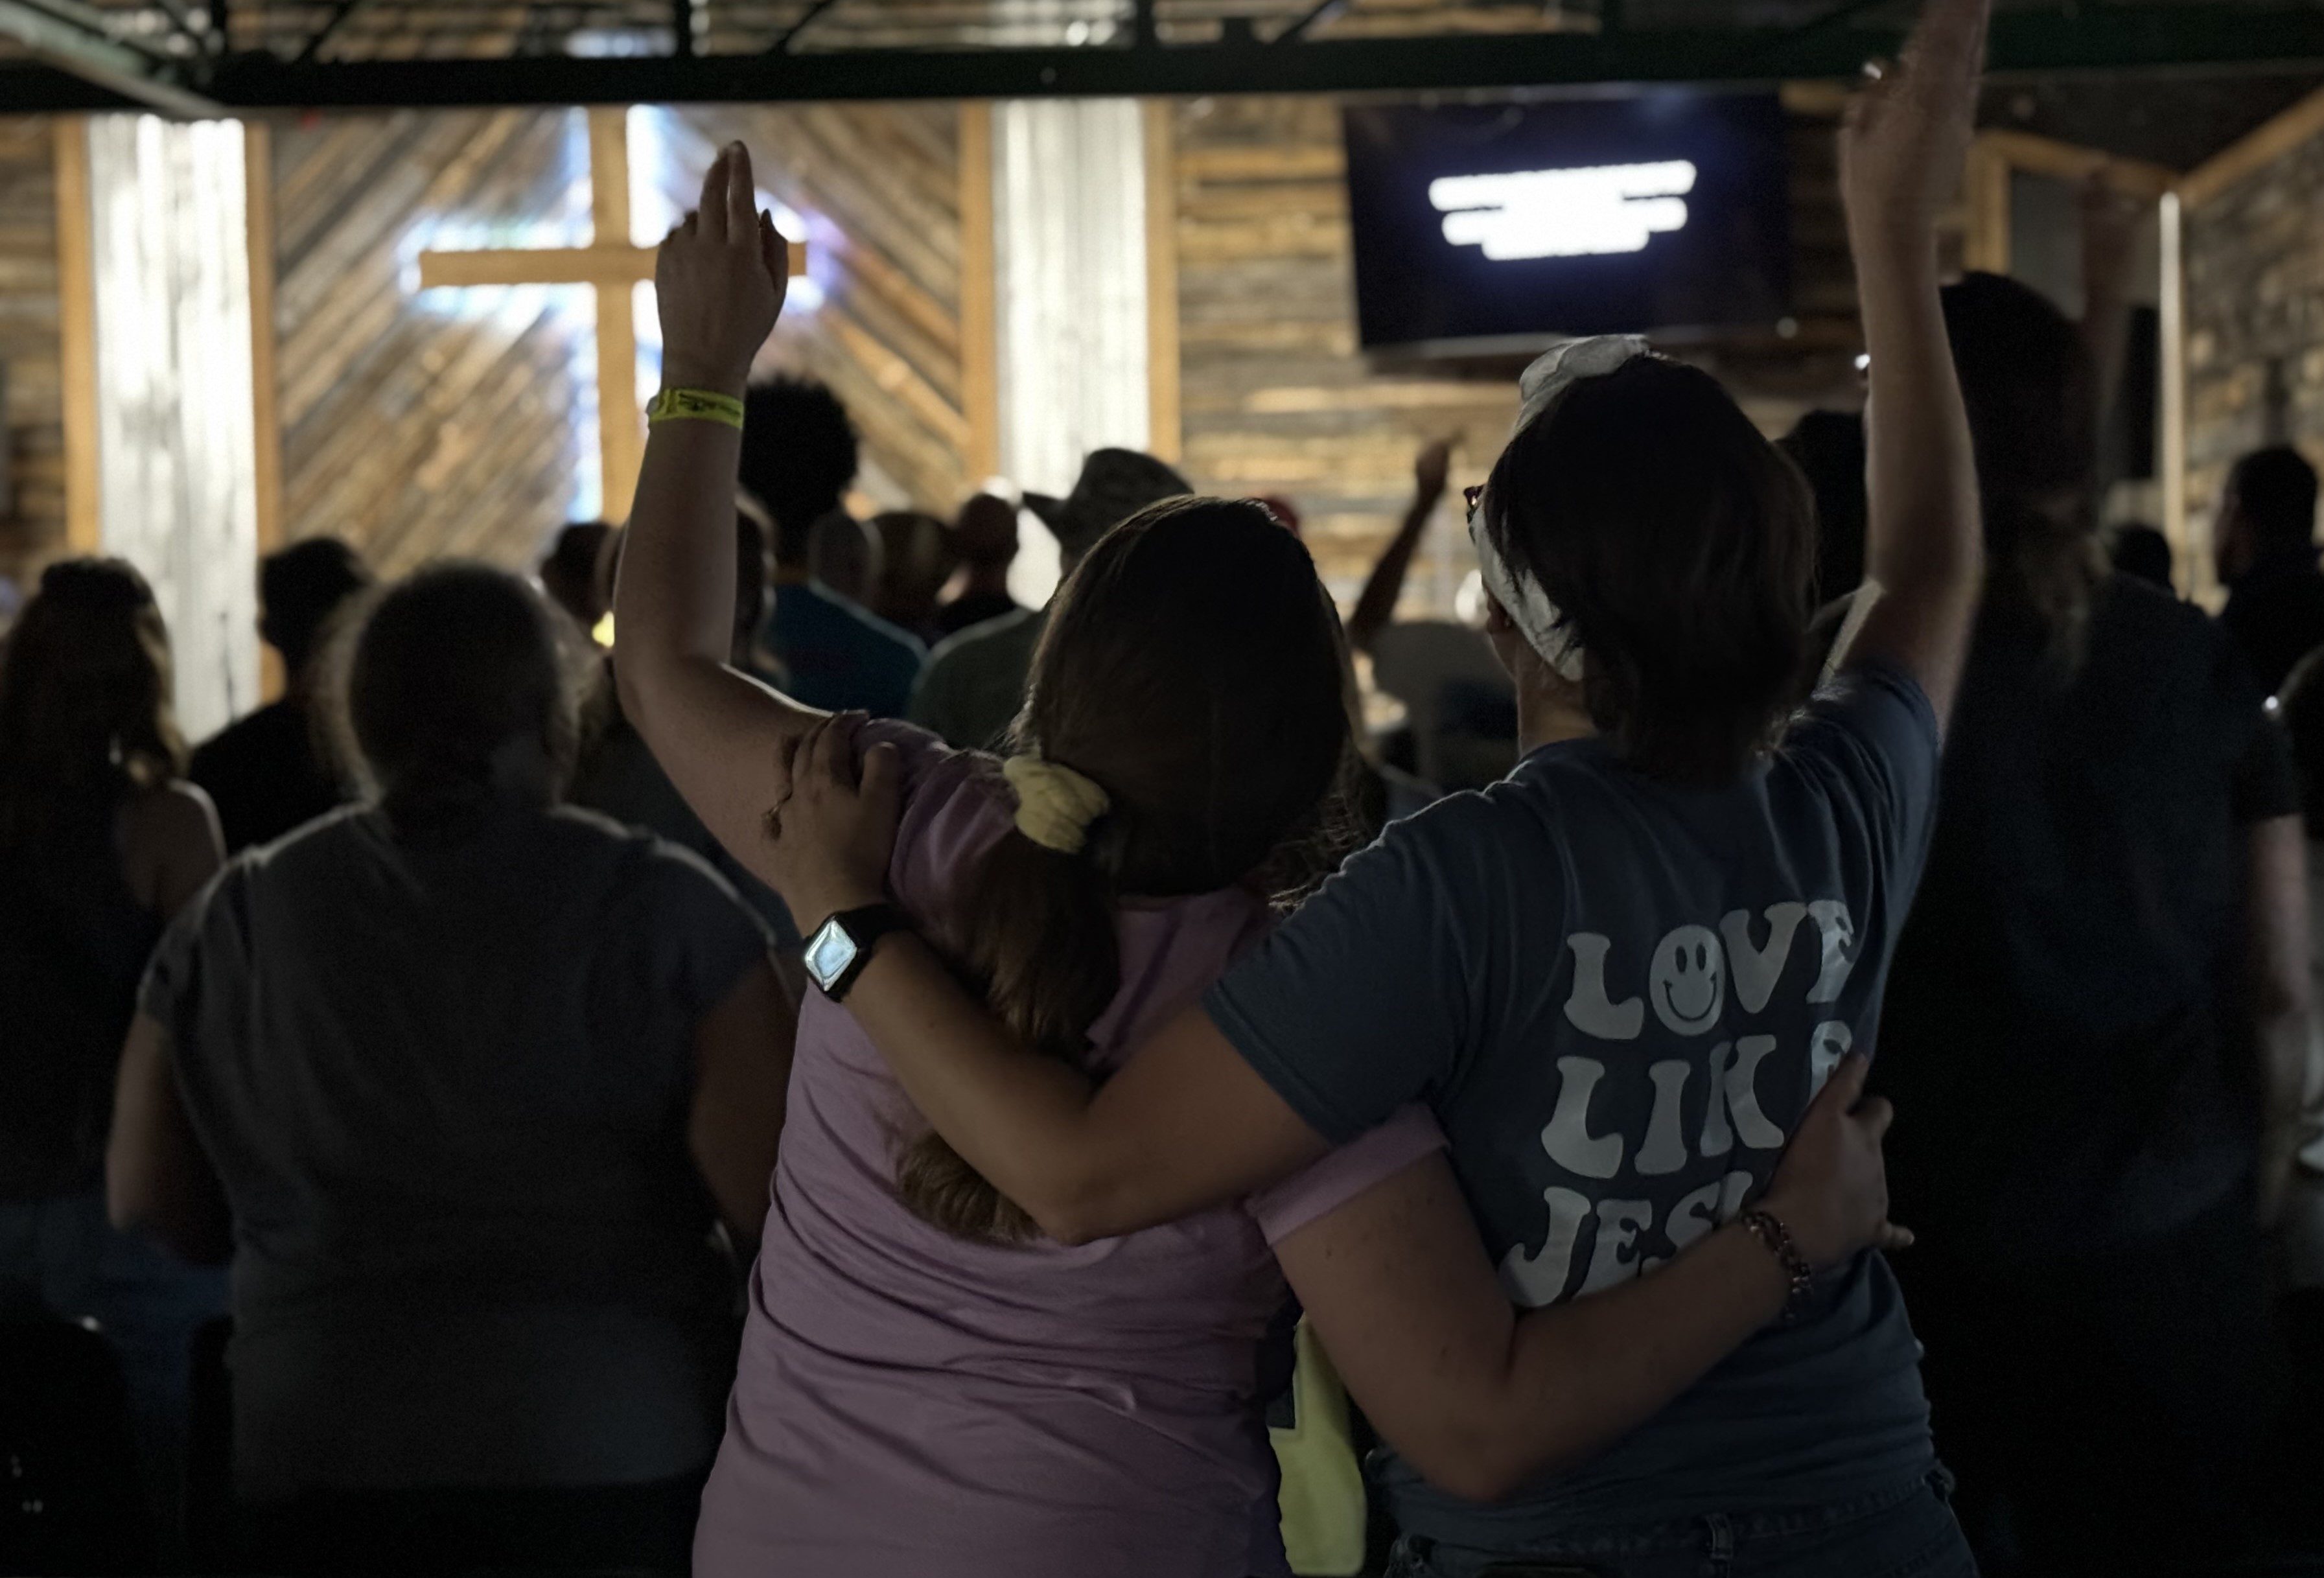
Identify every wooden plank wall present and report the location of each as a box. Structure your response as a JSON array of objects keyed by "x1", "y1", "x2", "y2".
[
  {"x1": 1167, "y1": 95, "x2": 1864, "y2": 612},
  {"x1": 266, "y1": 104, "x2": 968, "y2": 579},
  {"x1": 0, "y1": 118, "x2": 63, "y2": 586},
  {"x1": 270, "y1": 108, "x2": 596, "y2": 577},
  {"x1": 653, "y1": 105, "x2": 969, "y2": 516},
  {"x1": 2182, "y1": 103, "x2": 2324, "y2": 587},
  {"x1": 1169, "y1": 96, "x2": 1515, "y2": 609}
]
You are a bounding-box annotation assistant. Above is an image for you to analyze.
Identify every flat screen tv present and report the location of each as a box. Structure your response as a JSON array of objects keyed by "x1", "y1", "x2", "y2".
[{"x1": 1343, "y1": 93, "x2": 1793, "y2": 353}]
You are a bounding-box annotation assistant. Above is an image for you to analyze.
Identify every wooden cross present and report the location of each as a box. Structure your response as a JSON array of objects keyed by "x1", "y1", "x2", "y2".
[{"x1": 417, "y1": 108, "x2": 806, "y2": 521}]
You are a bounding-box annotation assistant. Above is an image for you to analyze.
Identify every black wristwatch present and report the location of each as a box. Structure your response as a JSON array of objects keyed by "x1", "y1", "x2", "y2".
[{"x1": 802, "y1": 903, "x2": 912, "y2": 1003}]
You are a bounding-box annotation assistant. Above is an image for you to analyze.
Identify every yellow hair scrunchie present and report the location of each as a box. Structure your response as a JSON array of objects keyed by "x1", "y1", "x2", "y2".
[{"x1": 1001, "y1": 755, "x2": 1111, "y2": 855}]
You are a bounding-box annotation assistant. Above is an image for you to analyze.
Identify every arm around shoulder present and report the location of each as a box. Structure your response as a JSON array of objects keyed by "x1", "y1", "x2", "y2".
[
  {"x1": 1275, "y1": 1056, "x2": 1907, "y2": 1503},
  {"x1": 841, "y1": 941, "x2": 1333, "y2": 1245},
  {"x1": 1274, "y1": 1152, "x2": 1786, "y2": 1503}
]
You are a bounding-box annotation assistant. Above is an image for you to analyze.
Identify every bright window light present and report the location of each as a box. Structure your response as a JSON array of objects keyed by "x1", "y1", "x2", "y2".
[{"x1": 1429, "y1": 160, "x2": 1697, "y2": 261}]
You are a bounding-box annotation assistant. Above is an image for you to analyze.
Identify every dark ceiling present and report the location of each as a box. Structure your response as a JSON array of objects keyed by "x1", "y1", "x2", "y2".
[
  {"x1": 1, "y1": 0, "x2": 2319, "y2": 153},
  {"x1": 1981, "y1": 64, "x2": 2324, "y2": 168}
]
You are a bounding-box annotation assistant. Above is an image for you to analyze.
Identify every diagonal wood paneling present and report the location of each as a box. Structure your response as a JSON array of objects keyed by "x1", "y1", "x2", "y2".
[
  {"x1": 0, "y1": 117, "x2": 64, "y2": 586},
  {"x1": 268, "y1": 102, "x2": 970, "y2": 579},
  {"x1": 271, "y1": 108, "x2": 596, "y2": 577},
  {"x1": 649, "y1": 103, "x2": 969, "y2": 515}
]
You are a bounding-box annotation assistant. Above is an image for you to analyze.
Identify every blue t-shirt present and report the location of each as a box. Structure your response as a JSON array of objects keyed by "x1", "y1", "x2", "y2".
[
  {"x1": 1207, "y1": 661, "x2": 1942, "y2": 1541},
  {"x1": 761, "y1": 581, "x2": 927, "y2": 718}
]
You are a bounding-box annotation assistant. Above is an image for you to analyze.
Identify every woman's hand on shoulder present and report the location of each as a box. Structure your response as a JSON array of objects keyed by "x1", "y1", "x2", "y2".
[
  {"x1": 763, "y1": 712, "x2": 902, "y2": 928},
  {"x1": 655, "y1": 141, "x2": 790, "y2": 397},
  {"x1": 1761, "y1": 1053, "x2": 1913, "y2": 1270}
]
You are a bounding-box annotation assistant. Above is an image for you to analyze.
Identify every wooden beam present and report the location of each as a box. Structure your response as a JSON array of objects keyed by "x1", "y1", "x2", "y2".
[
  {"x1": 421, "y1": 244, "x2": 653, "y2": 290},
  {"x1": 2159, "y1": 191, "x2": 2192, "y2": 598},
  {"x1": 1971, "y1": 129, "x2": 2178, "y2": 200},
  {"x1": 1143, "y1": 98, "x2": 1181, "y2": 467},
  {"x1": 1778, "y1": 78, "x2": 1851, "y2": 118},
  {"x1": 588, "y1": 107, "x2": 643, "y2": 526},
  {"x1": 588, "y1": 104, "x2": 633, "y2": 249},
  {"x1": 52, "y1": 115, "x2": 98, "y2": 556},
  {"x1": 957, "y1": 101, "x2": 999, "y2": 482},
  {"x1": 1960, "y1": 133, "x2": 2013, "y2": 275},
  {"x1": 417, "y1": 242, "x2": 805, "y2": 288},
  {"x1": 2178, "y1": 82, "x2": 2324, "y2": 210},
  {"x1": 246, "y1": 119, "x2": 287, "y2": 699}
]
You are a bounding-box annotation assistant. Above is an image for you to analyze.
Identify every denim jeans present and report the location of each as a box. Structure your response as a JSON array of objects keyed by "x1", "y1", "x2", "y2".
[
  {"x1": 0, "y1": 1189, "x2": 229, "y2": 1542},
  {"x1": 1386, "y1": 1468, "x2": 1975, "y2": 1578}
]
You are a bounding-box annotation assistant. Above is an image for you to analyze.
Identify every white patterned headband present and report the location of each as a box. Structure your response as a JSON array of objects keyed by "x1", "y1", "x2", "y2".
[{"x1": 1467, "y1": 334, "x2": 1652, "y2": 682}]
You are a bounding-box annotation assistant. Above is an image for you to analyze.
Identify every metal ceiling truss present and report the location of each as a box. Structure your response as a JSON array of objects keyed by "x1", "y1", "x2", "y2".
[{"x1": 6, "y1": 0, "x2": 2324, "y2": 114}]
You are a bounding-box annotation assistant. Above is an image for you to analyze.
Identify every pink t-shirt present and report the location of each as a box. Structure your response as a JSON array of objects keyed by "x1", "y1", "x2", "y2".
[{"x1": 694, "y1": 724, "x2": 1443, "y2": 1578}]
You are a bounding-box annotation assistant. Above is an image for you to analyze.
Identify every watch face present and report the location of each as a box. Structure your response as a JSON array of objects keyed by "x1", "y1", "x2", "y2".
[{"x1": 805, "y1": 918, "x2": 861, "y2": 991}]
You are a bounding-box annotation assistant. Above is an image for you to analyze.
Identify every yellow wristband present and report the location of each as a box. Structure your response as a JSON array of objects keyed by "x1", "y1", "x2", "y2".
[{"x1": 647, "y1": 388, "x2": 745, "y2": 430}]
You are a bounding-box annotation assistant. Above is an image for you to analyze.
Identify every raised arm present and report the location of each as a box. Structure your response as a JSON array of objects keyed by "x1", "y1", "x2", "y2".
[
  {"x1": 1277, "y1": 1057, "x2": 1905, "y2": 1502},
  {"x1": 2078, "y1": 174, "x2": 2146, "y2": 454},
  {"x1": 1840, "y1": 0, "x2": 1990, "y2": 728},
  {"x1": 1346, "y1": 439, "x2": 1454, "y2": 655},
  {"x1": 614, "y1": 143, "x2": 826, "y2": 890}
]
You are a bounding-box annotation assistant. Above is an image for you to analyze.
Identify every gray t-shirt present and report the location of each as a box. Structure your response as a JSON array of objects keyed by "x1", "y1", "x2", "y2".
[
  {"x1": 909, "y1": 605, "x2": 1047, "y2": 752},
  {"x1": 1207, "y1": 662, "x2": 1940, "y2": 1541},
  {"x1": 142, "y1": 803, "x2": 771, "y2": 1500}
]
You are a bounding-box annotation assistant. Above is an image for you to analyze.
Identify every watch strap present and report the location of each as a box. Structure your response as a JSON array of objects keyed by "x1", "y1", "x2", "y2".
[{"x1": 823, "y1": 902, "x2": 911, "y2": 1002}]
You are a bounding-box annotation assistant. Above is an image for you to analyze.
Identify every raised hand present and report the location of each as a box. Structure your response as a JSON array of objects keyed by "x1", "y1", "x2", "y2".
[
  {"x1": 655, "y1": 141, "x2": 791, "y2": 397},
  {"x1": 1839, "y1": 0, "x2": 1991, "y2": 249},
  {"x1": 1413, "y1": 439, "x2": 1454, "y2": 505},
  {"x1": 1761, "y1": 1054, "x2": 1913, "y2": 1269},
  {"x1": 2078, "y1": 171, "x2": 2147, "y2": 266}
]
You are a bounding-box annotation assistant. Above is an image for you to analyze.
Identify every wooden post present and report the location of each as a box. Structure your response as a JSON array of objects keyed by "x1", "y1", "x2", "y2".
[
  {"x1": 245, "y1": 119, "x2": 288, "y2": 699},
  {"x1": 588, "y1": 106, "x2": 644, "y2": 523},
  {"x1": 52, "y1": 115, "x2": 99, "y2": 556},
  {"x1": 1142, "y1": 99, "x2": 1181, "y2": 467},
  {"x1": 2159, "y1": 190, "x2": 2192, "y2": 600},
  {"x1": 957, "y1": 102, "x2": 1000, "y2": 483},
  {"x1": 1960, "y1": 135, "x2": 2012, "y2": 277}
]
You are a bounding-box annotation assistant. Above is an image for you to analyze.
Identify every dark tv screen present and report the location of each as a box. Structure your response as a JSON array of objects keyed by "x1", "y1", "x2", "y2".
[{"x1": 1343, "y1": 95, "x2": 1793, "y2": 351}]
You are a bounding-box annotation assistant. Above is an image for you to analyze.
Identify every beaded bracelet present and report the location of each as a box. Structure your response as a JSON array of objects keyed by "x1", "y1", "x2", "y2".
[
  {"x1": 1737, "y1": 1207, "x2": 1815, "y2": 1324},
  {"x1": 646, "y1": 387, "x2": 745, "y2": 430}
]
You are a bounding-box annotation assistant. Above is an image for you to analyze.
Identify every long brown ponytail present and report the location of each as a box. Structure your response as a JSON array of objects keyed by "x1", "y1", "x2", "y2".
[
  {"x1": 894, "y1": 496, "x2": 1350, "y2": 1244},
  {"x1": 1942, "y1": 273, "x2": 2108, "y2": 668}
]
